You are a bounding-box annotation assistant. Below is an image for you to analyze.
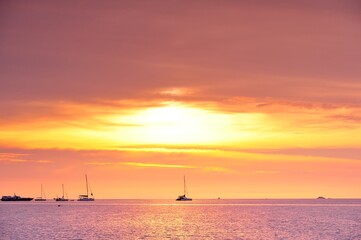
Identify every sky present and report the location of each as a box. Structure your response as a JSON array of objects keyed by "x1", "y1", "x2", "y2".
[{"x1": 0, "y1": 0, "x2": 360, "y2": 199}]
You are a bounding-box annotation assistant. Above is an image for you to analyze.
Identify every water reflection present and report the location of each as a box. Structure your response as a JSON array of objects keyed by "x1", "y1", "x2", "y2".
[{"x1": 0, "y1": 199, "x2": 360, "y2": 239}]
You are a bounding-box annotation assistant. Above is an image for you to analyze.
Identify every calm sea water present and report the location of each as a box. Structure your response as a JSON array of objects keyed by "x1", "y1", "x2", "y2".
[{"x1": 1, "y1": 199, "x2": 360, "y2": 239}]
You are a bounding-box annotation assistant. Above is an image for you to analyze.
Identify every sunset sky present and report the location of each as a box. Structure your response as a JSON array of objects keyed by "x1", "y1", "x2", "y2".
[{"x1": 0, "y1": 1, "x2": 360, "y2": 199}]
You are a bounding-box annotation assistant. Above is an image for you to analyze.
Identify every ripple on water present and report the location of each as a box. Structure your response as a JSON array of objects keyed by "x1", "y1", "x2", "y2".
[{"x1": 0, "y1": 199, "x2": 361, "y2": 239}]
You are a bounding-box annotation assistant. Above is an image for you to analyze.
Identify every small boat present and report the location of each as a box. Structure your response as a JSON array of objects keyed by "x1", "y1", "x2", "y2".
[
  {"x1": 1, "y1": 194, "x2": 33, "y2": 201},
  {"x1": 35, "y1": 184, "x2": 47, "y2": 201},
  {"x1": 176, "y1": 175, "x2": 192, "y2": 201},
  {"x1": 78, "y1": 174, "x2": 94, "y2": 201},
  {"x1": 54, "y1": 184, "x2": 69, "y2": 201}
]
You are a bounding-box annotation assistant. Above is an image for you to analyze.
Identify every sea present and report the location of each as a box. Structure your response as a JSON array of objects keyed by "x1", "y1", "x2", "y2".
[{"x1": 0, "y1": 199, "x2": 360, "y2": 240}]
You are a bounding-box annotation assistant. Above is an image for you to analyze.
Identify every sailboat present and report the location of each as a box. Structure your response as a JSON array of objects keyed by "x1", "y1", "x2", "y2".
[
  {"x1": 54, "y1": 184, "x2": 69, "y2": 201},
  {"x1": 176, "y1": 175, "x2": 192, "y2": 201},
  {"x1": 35, "y1": 184, "x2": 47, "y2": 201},
  {"x1": 78, "y1": 174, "x2": 94, "y2": 201}
]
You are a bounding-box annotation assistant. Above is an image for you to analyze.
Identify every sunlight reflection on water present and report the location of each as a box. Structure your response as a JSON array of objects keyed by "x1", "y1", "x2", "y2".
[{"x1": 1, "y1": 199, "x2": 361, "y2": 239}]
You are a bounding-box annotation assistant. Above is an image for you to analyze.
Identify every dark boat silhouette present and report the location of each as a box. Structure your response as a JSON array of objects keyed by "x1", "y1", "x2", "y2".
[
  {"x1": 78, "y1": 174, "x2": 94, "y2": 201},
  {"x1": 35, "y1": 184, "x2": 47, "y2": 201},
  {"x1": 176, "y1": 175, "x2": 192, "y2": 201},
  {"x1": 1, "y1": 194, "x2": 33, "y2": 201},
  {"x1": 54, "y1": 184, "x2": 69, "y2": 201}
]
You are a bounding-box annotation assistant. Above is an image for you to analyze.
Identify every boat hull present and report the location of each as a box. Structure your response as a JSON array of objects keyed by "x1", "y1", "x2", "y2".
[
  {"x1": 35, "y1": 199, "x2": 47, "y2": 201},
  {"x1": 1, "y1": 196, "x2": 33, "y2": 201},
  {"x1": 54, "y1": 198, "x2": 69, "y2": 201},
  {"x1": 176, "y1": 195, "x2": 192, "y2": 201},
  {"x1": 78, "y1": 198, "x2": 95, "y2": 201}
]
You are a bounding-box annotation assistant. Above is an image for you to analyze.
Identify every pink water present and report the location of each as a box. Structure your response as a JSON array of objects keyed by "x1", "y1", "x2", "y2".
[{"x1": 1, "y1": 199, "x2": 361, "y2": 239}]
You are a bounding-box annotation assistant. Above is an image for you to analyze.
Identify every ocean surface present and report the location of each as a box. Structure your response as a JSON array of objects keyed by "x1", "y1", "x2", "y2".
[{"x1": 1, "y1": 199, "x2": 361, "y2": 240}]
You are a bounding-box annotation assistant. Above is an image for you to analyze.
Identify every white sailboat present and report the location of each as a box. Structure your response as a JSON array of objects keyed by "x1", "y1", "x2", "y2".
[
  {"x1": 176, "y1": 175, "x2": 192, "y2": 201},
  {"x1": 35, "y1": 184, "x2": 46, "y2": 201},
  {"x1": 54, "y1": 184, "x2": 69, "y2": 201},
  {"x1": 78, "y1": 174, "x2": 94, "y2": 201}
]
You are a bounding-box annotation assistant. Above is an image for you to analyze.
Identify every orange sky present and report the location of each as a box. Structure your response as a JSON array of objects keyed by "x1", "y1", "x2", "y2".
[{"x1": 0, "y1": 1, "x2": 360, "y2": 199}]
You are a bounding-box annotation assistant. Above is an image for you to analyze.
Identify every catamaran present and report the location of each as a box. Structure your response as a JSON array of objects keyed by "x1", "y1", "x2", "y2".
[
  {"x1": 78, "y1": 174, "x2": 94, "y2": 201},
  {"x1": 35, "y1": 184, "x2": 46, "y2": 201},
  {"x1": 176, "y1": 175, "x2": 192, "y2": 201},
  {"x1": 54, "y1": 184, "x2": 69, "y2": 201}
]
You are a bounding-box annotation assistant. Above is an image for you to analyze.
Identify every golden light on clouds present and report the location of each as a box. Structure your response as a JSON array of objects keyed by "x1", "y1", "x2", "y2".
[
  {"x1": 122, "y1": 162, "x2": 196, "y2": 169},
  {"x1": 2, "y1": 99, "x2": 361, "y2": 151},
  {"x1": 108, "y1": 103, "x2": 237, "y2": 145},
  {"x1": 1, "y1": 101, "x2": 269, "y2": 149},
  {"x1": 159, "y1": 88, "x2": 195, "y2": 96}
]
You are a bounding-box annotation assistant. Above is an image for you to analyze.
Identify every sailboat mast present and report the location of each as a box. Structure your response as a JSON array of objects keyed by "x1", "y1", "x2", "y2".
[
  {"x1": 184, "y1": 175, "x2": 186, "y2": 196},
  {"x1": 62, "y1": 184, "x2": 64, "y2": 198},
  {"x1": 86, "y1": 174, "x2": 89, "y2": 196},
  {"x1": 42, "y1": 184, "x2": 46, "y2": 199}
]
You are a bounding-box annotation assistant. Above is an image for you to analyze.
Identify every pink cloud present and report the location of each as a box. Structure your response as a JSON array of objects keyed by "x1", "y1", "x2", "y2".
[{"x1": 0, "y1": 0, "x2": 360, "y2": 105}]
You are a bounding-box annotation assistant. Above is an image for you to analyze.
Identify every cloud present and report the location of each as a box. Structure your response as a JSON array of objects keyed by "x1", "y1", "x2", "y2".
[
  {"x1": 84, "y1": 162, "x2": 113, "y2": 166},
  {"x1": 253, "y1": 170, "x2": 280, "y2": 174},
  {"x1": 203, "y1": 166, "x2": 229, "y2": 173},
  {"x1": 121, "y1": 162, "x2": 196, "y2": 169},
  {"x1": 330, "y1": 114, "x2": 361, "y2": 123},
  {"x1": 120, "y1": 162, "x2": 229, "y2": 172},
  {"x1": 0, "y1": 0, "x2": 360, "y2": 105},
  {"x1": 0, "y1": 152, "x2": 30, "y2": 158},
  {"x1": 0, "y1": 152, "x2": 51, "y2": 164},
  {"x1": 247, "y1": 148, "x2": 361, "y2": 161},
  {"x1": 0, "y1": 1, "x2": 360, "y2": 156}
]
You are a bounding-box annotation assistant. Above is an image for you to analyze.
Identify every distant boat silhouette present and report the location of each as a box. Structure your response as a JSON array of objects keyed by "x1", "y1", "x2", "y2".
[
  {"x1": 35, "y1": 184, "x2": 46, "y2": 201},
  {"x1": 78, "y1": 174, "x2": 94, "y2": 201},
  {"x1": 317, "y1": 196, "x2": 326, "y2": 199},
  {"x1": 176, "y1": 175, "x2": 192, "y2": 201},
  {"x1": 1, "y1": 194, "x2": 33, "y2": 201},
  {"x1": 54, "y1": 184, "x2": 69, "y2": 201}
]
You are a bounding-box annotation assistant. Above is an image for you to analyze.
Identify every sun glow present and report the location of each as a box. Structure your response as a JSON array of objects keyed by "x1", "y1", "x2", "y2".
[
  {"x1": 0, "y1": 101, "x2": 269, "y2": 149},
  {"x1": 114, "y1": 104, "x2": 233, "y2": 144}
]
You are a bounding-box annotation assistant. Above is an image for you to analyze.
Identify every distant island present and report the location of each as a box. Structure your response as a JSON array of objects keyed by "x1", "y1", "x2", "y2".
[{"x1": 317, "y1": 196, "x2": 326, "y2": 199}]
